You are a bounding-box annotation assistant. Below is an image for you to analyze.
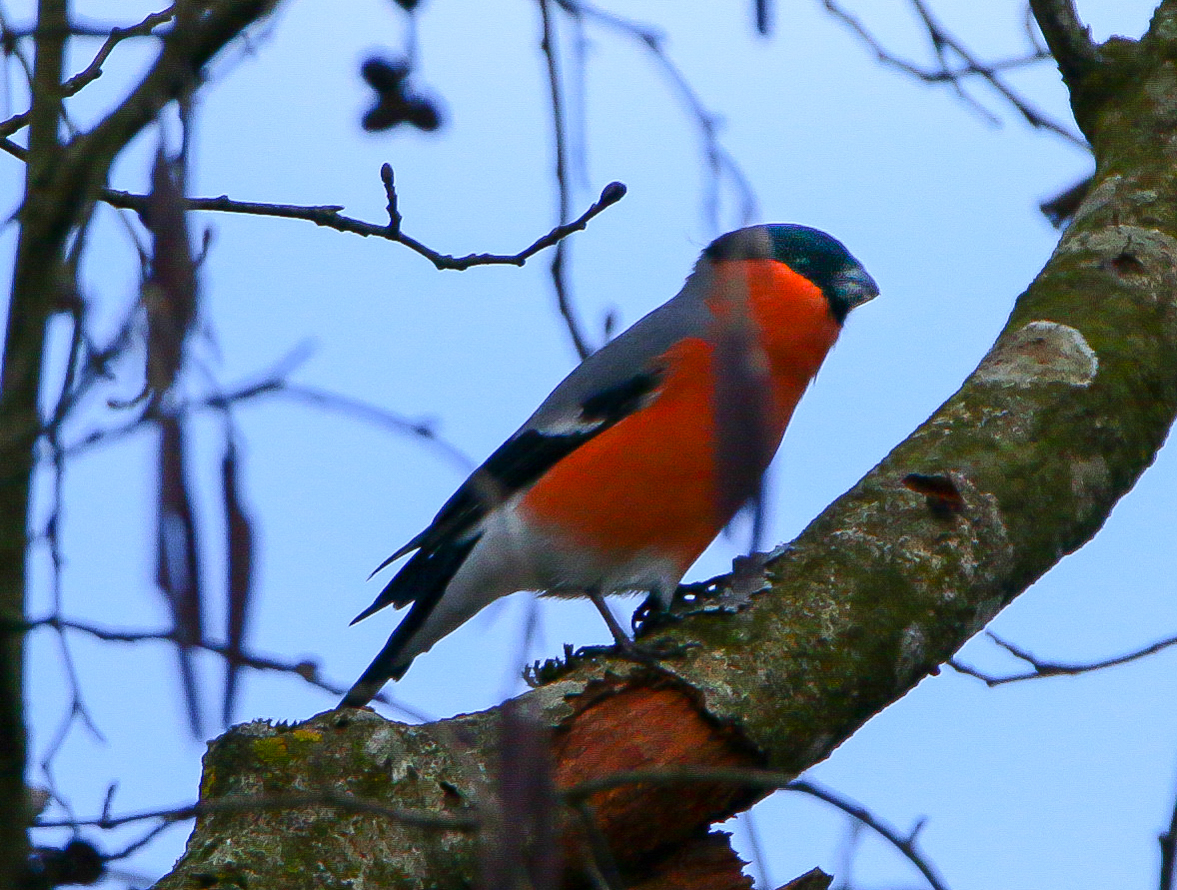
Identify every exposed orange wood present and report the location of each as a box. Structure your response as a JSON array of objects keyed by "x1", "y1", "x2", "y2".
[
  {"x1": 630, "y1": 832, "x2": 754, "y2": 890},
  {"x1": 554, "y1": 678, "x2": 763, "y2": 873}
]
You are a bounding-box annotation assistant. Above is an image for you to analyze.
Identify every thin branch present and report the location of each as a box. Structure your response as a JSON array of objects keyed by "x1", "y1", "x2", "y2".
[
  {"x1": 1040, "y1": 175, "x2": 1092, "y2": 227},
  {"x1": 909, "y1": 0, "x2": 1000, "y2": 125},
  {"x1": 0, "y1": 0, "x2": 72, "y2": 882},
  {"x1": 1161, "y1": 775, "x2": 1177, "y2": 890},
  {"x1": 100, "y1": 169, "x2": 626, "y2": 272},
  {"x1": 1028, "y1": 0, "x2": 1104, "y2": 87},
  {"x1": 755, "y1": 0, "x2": 771, "y2": 37},
  {"x1": 65, "y1": 0, "x2": 277, "y2": 177},
  {"x1": 4, "y1": 0, "x2": 278, "y2": 351},
  {"x1": 564, "y1": 766, "x2": 950, "y2": 890},
  {"x1": 822, "y1": 0, "x2": 1087, "y2": 149},
  {"x1": 787, "y1": 779, "x2": 950, "y2": 890},
  {"x1": 739, "y1": 809, "x2": 772, "y2": 890},
  {"x1": 563, "y1": 765, "x2": 809, "y2": 801},
  {"x1": 949, "y1": 630, "x2": 1177, "y2": 686},
  {"x1": 38, "y1": 305, "x2": 107, "y2": 822},
  {"x1": 0, "y1": 18, "x2": 169, "y2": 40},
  {"x1": 539, "y1": 0, "x2": 593, "y2": 360},
  {"x1": 55, "y1": 368, "x2": 474, "y2": 481},
  {"x1": 34, "y1": 790, "x2": 478, "y2": 833},
  {"x1": 556, "y1": 0, "x2": 758, "y2": 230},
  {"x1": 0, "y1": 299, "x2": 148, "y2": 478},
  {"x1": 54, "y1": 381, "x2": 271, "y2": 459},
  {"x1": 564, "y1": 7, "x2": 591, "y2": 190},
  {"x1": 0, "y1": 135, "x2": 28, "y2": 160},
  {"x1": 0, "y1": 6, "x2": 176, "y2": 139},
  {"x1": 23, "y1": 615, "x2": 433, "y2": 723},
  {"x1": 63, "y1": 8, "x2": 176, "y2": 100},
  {"x1": 103, "y1": 820, "x2": 178, "y2": 863},
  {"x1": 571, "y1": 800, "x2": 625, "y2": 890},
  {"x1": 0, "y1": 5, "x2": 38, "y2": 96},
  {"x1": 832, "y1": 811, "x2": 864, "y2": 890},
  {"x1": 281, "y1": 382, "x2": 475, "y2": 473},
  {"x1": 537, "y1": 0, "x2": 570, "y2": 247}
]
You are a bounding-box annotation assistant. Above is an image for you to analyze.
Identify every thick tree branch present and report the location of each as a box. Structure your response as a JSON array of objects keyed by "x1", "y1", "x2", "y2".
[{"x1": 1028, "y1": 0, "x2": 1104, "y2": 88}]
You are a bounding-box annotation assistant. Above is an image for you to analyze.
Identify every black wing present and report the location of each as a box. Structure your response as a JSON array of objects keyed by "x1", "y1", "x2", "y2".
[{"x1": 350, "y1": 368, "x2": 663, "y2": 625}]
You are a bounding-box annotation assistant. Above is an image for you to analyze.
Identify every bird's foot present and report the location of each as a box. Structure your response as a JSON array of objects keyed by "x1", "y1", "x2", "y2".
[
  {"x1": 583, "y1": 588, "x2": 699, "y2": 668},
  {"x1": 576, "y1": 637, "x2": 700, "y2": 668}
]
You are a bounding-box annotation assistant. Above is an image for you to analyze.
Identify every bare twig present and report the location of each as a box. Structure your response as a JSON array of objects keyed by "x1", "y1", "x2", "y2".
[
  {"x1": 539, "y1": 0, "x2": 594, "y2": 360},
  {"x1": 554, "y1": 0, "x2": 758, "y2": 231},
  {"x1": 564, "y1": 766, "x2": 950, "y2": 890},
  {"x1": 0, "y1": 7, "x2": 176, "y2": 139},
  {"x1": 219, "y1": 432, "x2": 254, "y2": 727},
  {"x1": 562, "y1": 765, "x2": 813, "y2": 801},
  {"x1": 1040, "y1": 175, "x2": 1092, "y2": 227},
  {"x1": 22, "y1": 615, "x2": 433, "y2": 723},
  {"x1": 910, "y1": 0, "x2": 1001, "y2": 125},
  {"x1": 755, "y1": 0, "x2": 771, "y2": 36},
  {"x1": 33, "y1": 790, "x2": 478, "y2": 833},
  {"x1": 0, "y1": 5, "x2": 38, "y2": 95},
  {"x1": 0, "y1": 135, "x2": 28, "y2": 160},
  {"x1": 949, "y1": 630, "x2": 1177, "y2": 686},
  {"x1": 787, "y1": 779, "x2": 949, "y2": 890},
  {"x1": 739, "y1": 809, "x2": 772, "y2": 890},
  {"x1": 103, "y1": 820, "x2": 177, "y2": 863},
  {"x1": 100, "y1": 170, "x2": 626, "y2": 273},
  {"x1": 4, "y1": 33, "x2": 285, "y2": 850},
  {"x1": 1, "y1": 1, "x2": 73, "y2": 880},
  {"x1": 480, "y1": 701, "x2": 562, "y2": 890},
  {"x1": 38, "y1": 304, "x2": 106, "y2": 824},
  {"x1": 280, "y1": 382, "x2": 475, "y2": 472},
  {"x1": 832, "y1": 812, "x2": 864, "y2": 890},
  {"x1": 822, "y1": 0, "x2": 1086, "y2": 149},
  {"x1": 570, "y1": 800, "x2": 625, "y2": 890},
  {"x1": 55, "y1": 369, "x2": 474, "y2": 483},
  {"x1": 0, "y1": 18, "x2": 169, "y2": 40}
]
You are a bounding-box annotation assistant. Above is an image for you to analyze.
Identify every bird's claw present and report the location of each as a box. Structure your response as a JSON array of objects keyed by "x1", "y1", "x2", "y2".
[{"x1": 576, "y1": 637, "x2": 699, "y2": 668}]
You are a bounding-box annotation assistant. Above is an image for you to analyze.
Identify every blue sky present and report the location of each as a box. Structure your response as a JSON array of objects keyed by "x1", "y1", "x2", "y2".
[{"x1": 4, "y1": 0, "x2": 1172, "y2": 887}]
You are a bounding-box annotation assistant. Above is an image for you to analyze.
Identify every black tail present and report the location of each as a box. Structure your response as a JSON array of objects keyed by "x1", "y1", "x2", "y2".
[
  {"x1": 339, "y1": 598, "x2": 431, "y2": 707},
  {"x1": 340, "y1": 535, "x2": 481, "y2": 708}
]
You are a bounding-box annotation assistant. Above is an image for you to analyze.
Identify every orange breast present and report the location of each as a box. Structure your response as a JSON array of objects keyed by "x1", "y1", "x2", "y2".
[{"x1": 520, "y1": 259, "x2": 842, "y2": 571}]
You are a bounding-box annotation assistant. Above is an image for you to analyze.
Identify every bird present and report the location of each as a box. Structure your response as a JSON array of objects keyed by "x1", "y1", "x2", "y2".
[{"x1": 341, "y1": 223, "x2": 878, "y2": 707}]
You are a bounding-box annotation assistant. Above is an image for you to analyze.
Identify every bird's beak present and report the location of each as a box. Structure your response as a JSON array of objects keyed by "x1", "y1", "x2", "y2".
[{"x1": 836, "y1": 266, "x2": 880, "y2": 310}]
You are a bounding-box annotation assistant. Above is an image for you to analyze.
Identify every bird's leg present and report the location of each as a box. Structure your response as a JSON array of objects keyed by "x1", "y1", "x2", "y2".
[
  {"x1": 587, "y1": 588, "x2": 634, "y2": 648},
  {"x1": 584, "y1": 588, "x2": 698, "y2": 666}
]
